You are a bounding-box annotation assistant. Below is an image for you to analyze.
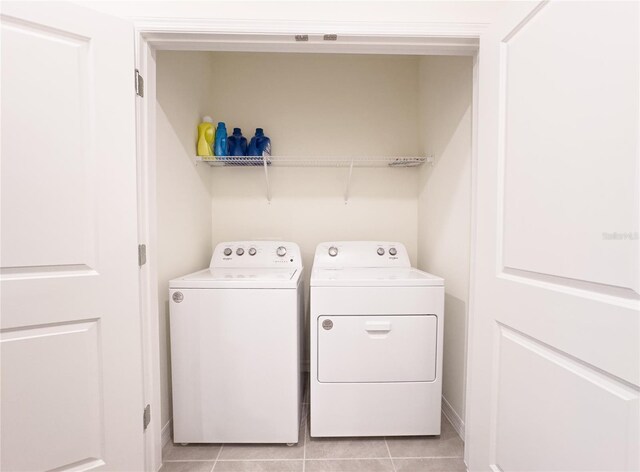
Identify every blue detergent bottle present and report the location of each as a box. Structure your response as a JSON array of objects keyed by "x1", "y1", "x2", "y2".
[
  {"x1": 247, "y1": 128, "x2": 271, "y2": 157},
  {"x1": 227, "y1": 128, "x2": 248, "y2": 157},
  {"x1": 214, "y1": 122, "x2": 228, "y2": 157}
]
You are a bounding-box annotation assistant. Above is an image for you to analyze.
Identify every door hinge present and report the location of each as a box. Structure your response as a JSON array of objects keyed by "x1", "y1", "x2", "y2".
[
  {"x1": 143, "y1": 404, "x2": 151, "y2": 431},
  {"x1": 135, "y1": 69, "x2": 144, "y2": 97},
  {"x1": 138, "y1": 244, "x2": 147, "y2": 267}
]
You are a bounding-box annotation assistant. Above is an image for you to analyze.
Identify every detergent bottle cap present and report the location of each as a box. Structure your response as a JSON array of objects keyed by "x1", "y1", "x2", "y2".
[
  {"x1": 202, "y1": 116, "x2": 213, "y2": 123},
  {"x1": 218, "y1": 122, "x2": 226, "y2": 128},
  {"x1": 233, "y1": 128, "x2": 242, "y2": 135},
  {"x1": 255, "y1": 128, "x2": 264, "y2": 136}
]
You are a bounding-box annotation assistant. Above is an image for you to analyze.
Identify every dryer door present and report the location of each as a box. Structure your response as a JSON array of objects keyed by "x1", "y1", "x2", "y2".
[{"x1": 317, "y1": 315, "x2": 437, "y2": 383}]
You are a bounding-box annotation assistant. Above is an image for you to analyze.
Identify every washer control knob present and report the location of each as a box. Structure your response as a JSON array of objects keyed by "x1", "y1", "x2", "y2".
[
  {"x1": 277, "y1": 246, "x2": 287, "y2": 257},
  {"x1": 328, "y1": 246, "x2": 338, "y2": 257},
  {"x1": 377, "y1": 247, "x2": 385, "y2": 256},
  {"x1": 389, "y1": 247, "x2": 397, "y2": 256},
  {"x1": 248, "y1": 247, "x2": 257, "y2": 256},
  {"x1": 223, "y1": 248, "x2": 232, "y2": 256},
  {"x1": 236, "y1": 248, "x2": 244, "y2": 256}
]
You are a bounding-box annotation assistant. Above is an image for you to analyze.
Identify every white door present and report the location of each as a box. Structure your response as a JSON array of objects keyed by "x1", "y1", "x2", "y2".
[
  {"x1": 0, "y1": 2, "x2": 144, "y2": 471},
  {"x1": 467, "y1": 2, "x2": 639, "y2": 471}
]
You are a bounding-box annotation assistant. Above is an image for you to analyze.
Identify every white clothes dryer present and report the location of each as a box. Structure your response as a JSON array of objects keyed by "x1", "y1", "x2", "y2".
[
  {"x1": 169, "y1": 241, "x2": 304, "y2": 444},
  {"x1": 310, "y1": 241, "x2": 444, "y2": 437}
]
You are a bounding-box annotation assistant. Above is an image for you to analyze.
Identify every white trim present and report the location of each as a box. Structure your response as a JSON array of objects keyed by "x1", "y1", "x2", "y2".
[
  {"x1": 442, "y1": 396, "x2": 465, "y2": 441},
  {"x1": 135, "y1": 18, "x2": 481, "y2": 56},
  {"x1": 161, "y1": 419, "x2": 173, "y2": 449},
  {"x1": 136, "y1": 34, "x2": 162, "y2": 472},
  {"x1": 464, "y1": 50, "x2": 481, "y2": 467},
  {"x1": 135, "y1": 17, "x2": 487, "y2": 36}
]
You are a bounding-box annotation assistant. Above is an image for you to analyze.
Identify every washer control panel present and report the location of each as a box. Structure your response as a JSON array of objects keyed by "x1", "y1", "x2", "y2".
[
  {"x1": 211, "y1": 241, "x2": 302, "y2": 268},
  {"x1": 314, "y1": 241, "x2": 410, "y2": 268}
]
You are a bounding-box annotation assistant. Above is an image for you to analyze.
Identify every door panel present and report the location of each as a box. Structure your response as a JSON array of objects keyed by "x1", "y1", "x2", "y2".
[
  {"x1": 468, "y1": 2, "x2": 640, "y2": 471},
  {"x1": 1, "y1": 15, "x2": 95, "y2": 270},
  {"x1": 501, "y1": 1, "x2": 639, "y2": 290},
  {"x1": 495, "y1": 326, "x2": 638, "y2": 472},
  {"x1": 1, "y1": 321, "x2": 103, "y2": 471},
  {"x1": 0, "y1": 2, "x2": 142, "y2": 471}
]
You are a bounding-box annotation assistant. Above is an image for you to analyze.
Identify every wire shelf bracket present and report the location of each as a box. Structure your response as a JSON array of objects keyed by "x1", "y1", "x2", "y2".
[
  {"x1": 263, "y1": 155, "x2": 271, "y2": 203},
  {"x1": 344, "y1": 159, "x2": 355, "y2": 204}
]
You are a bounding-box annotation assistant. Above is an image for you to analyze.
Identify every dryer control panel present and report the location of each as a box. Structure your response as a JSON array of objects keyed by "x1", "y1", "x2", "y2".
[
  {"x1": 313, "y1": 241, "x2": 411, "y2": 269},
  {"x1": 211, "y1": 241, "x2": 302, "y2": 268}
]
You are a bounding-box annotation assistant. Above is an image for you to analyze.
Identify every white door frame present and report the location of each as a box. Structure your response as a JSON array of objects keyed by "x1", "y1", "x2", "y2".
[{"x1": 132, "y1": 18, "x2": 487, "y2": 471}]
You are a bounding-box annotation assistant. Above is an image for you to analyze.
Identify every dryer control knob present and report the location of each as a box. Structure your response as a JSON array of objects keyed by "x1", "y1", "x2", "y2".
[
  {"x1": 277, "y1": 246, "x2": 287, "y2": 257},
  {"x1": 223, "y1": 248, "x2": 232, "y2": 256},
  {"x1": 328, "y1": 246, "x2": 338, "y2": 257},
  {"x1": 248, "y1": 247, "x2": 257, "y2": 256},
  {"x1": 389, "y1": 247, "x2": 397, "y2": 256},
  {"x1": 236, "y1": 248, "x2": 245, "y2": 256},
  {"x1": 377, "y1": 247, "x2": 385, "y2": 256}
]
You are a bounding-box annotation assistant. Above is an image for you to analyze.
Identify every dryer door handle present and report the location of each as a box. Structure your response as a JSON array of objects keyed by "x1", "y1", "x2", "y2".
[{"x1": 365, "y1": 321, "x2": 392, "y2": 333}]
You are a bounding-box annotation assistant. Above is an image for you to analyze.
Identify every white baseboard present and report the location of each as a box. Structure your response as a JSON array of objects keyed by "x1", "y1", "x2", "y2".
[
  {"x1": 161, "y1": 419, "x2": 173, "y2": 448},
  {"x1": 442, "y1": 396, "x2": 465, "y2": 441}
]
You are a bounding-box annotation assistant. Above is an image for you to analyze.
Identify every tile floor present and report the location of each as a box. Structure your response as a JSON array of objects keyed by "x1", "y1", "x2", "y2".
[{"x1": 162, "y1": 383, "x2": 464, "y2": 472}]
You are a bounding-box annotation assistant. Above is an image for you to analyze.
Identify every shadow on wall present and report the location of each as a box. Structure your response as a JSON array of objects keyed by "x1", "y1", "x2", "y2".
[
  {"x1": 420, "y1": 107, "x2": 471, "y2": 220},
  {"x1": 156, "y1": 52, "x2": 213, "y2": 192},
  {"x1": 156, "y1": 102, "x2": 211, "y2": 193},
  {"x1": 442, "y1": 293, "x2": 468, "y2": 416},
  {"x1": 419, "y1": 56, "x2": 472, "y2": 157},
  {"x1": 163, "y1": 300, "x2": 173, "y2": 410}
]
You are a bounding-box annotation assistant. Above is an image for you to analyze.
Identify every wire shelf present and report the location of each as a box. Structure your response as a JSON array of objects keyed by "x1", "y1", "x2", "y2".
[
  {"x1": 195, "y1": 155, "x2": 433, "y2": 168},
  {"x1": 194, "y1": 155, "x2": 434, "y2": 204}
]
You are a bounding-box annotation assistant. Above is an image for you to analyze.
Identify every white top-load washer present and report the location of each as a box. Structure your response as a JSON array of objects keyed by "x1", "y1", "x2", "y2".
[
  {"x1": 310, "y1": 241, "x2": 444, "y2": 437},
  {"x1": 169, "y1": 241, "x2": 303, "y2": 444}
]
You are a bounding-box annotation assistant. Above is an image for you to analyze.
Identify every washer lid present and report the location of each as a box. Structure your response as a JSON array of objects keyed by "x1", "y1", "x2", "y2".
[
  {"x1": 170, "y1": 267, "x2": 302, "y2": 289},
  {"x1": 310, "y1": 267, "x2": 443, "y2": 287}
]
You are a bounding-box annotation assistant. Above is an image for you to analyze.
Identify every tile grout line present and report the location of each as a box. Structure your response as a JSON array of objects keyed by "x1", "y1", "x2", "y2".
[
  {"x1": 384, "y1": 438, "x2": 397, "y2": 472},
  {"x1": 164, "y1": 455, "x2": 463, "y2": 463},
  {"x1": 210, "y1": 443, "x2": 223, "y2": 472}
]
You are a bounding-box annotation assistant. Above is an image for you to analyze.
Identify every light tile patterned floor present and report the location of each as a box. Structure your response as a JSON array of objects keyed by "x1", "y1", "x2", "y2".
[{"x1": 161, "y1": 403, "x2": 465, "y2": 472}]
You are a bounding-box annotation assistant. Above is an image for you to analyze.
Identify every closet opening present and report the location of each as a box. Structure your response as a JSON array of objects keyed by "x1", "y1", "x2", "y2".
[{"x1": 135, "y1": 30, "x2": 479, "y2": 468}]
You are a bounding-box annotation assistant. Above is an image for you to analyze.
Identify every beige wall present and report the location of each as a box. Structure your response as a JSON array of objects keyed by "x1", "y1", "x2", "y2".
[
  {"x1": 156, "y1": 52, "x2": 214, "y2": 428},
  {"x1": 417, "y1": 56, "x2": 473, "y2": 424},
  {"x1": 206, "y1": 52, "x2": 421, "y2": 157}
]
